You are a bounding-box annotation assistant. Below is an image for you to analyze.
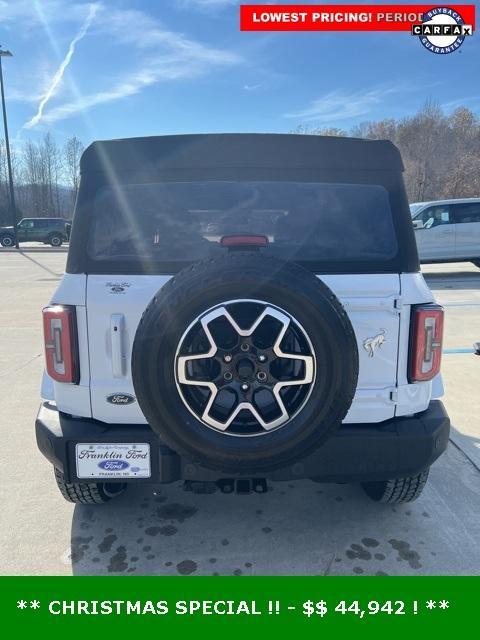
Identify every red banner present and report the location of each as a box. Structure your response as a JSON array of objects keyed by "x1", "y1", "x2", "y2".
[{"x1": 240, "y1": 4, "x2": 476, "y2": 31}]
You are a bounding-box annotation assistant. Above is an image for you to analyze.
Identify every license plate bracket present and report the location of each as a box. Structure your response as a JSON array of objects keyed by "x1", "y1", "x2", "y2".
[{"x1": 75, "y1": 443, "x2": 151, "y2": 479}]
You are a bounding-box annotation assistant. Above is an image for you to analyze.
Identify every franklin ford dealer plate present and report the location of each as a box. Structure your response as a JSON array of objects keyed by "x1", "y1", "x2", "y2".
[{"x1": 75, "y1": 443, "x2": 151, "y2": 479}]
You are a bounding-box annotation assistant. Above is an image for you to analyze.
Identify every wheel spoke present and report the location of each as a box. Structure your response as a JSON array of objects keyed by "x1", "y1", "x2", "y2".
[
  {"x1": 176, "y1": 309, "x2": 220, "y2": 385},
  {"x1": 175, "y1": 300, "x2": 315, "y2": 435}
]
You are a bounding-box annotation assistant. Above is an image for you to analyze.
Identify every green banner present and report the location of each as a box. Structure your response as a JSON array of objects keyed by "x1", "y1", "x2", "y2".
[{"x1": 1, "y1": 577, "x2": 477, "y2": 637}]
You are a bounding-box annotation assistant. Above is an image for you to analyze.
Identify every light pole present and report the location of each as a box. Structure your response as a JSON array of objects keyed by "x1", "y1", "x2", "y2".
[{"x1": 0, "y1": 47, "x2": 18, "y2": 249}]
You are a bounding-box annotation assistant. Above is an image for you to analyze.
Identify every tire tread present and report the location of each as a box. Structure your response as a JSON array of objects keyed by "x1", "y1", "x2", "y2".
[
  {"x1": 54, "y1": 469, "x2": 117, "y2": 504},
  {"x1": 362, "y1": 470, "x2": 429, "y2": 503}
]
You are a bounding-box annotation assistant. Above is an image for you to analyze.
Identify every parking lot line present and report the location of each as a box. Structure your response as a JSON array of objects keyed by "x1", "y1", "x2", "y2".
[
  {"x1": 442, "y1": 303, "x2": 480, "y2": 309},
  {"x1": 443, "y1": 348, "x2": 476, "y2": 354}
]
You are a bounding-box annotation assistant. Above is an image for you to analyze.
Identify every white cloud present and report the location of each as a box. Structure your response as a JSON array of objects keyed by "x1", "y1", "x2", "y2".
[
  {"x1": 36, "y1": 54, "x2": 231, "y2": 125},
  {"x1": 24, "y1": 4, "x2": 98, "y2": 128},
  {"x1": 441, "y1": 96, "x2": 480, "y2": 113},
  {"x1": 0, "y1": 0, "x2": 90, "y2": 27},
  {"x1": 15, "y1": 1, "x2": 242, "y2": 128},
  {"x1": 3, "y1": 55, "x2": 63, "y2": 107},
  {"x1": 284, "y1": 86, "x2": 406, "y2": 123}
]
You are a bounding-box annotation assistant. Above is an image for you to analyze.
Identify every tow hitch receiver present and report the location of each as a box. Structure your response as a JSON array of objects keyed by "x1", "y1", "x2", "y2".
[{"x1": 183, "y1": 479, "x2": 268, "y2": 494}]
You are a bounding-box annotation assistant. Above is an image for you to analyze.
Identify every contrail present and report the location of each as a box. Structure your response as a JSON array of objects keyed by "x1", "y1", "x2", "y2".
[{"x1": 24, "y1": 4, "x2": 98, "y2": 129}]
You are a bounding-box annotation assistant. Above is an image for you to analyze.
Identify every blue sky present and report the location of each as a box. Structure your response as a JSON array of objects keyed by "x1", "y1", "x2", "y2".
[{"x1": 1, "y1": 0, "x2": 479, "y2": 147}]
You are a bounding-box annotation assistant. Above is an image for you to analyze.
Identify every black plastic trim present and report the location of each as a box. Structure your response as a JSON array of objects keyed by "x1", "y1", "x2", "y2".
[{"x1": 36, "y1": 400, "x2": 450, "y2": 484}]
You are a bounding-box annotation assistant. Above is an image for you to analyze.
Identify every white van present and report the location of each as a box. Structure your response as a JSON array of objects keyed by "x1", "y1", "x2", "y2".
[{"x1": 410, "y1": 198, "x2": 480, "y2": 267}]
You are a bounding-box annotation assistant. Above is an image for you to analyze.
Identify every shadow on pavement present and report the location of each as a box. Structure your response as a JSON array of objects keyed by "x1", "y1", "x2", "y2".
[
  {"x1": 16, "y1": 250, "x2": 64, "y2": 278},
  {"x1": 423, "y1": 269, "x2": 480, "y2": 291}
]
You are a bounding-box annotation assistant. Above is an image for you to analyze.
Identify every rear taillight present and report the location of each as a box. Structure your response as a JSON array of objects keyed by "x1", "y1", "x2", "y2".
[
  {"x1": 42, "y1": 305, "x2": 79, "y2": 384},
  {"x1": 409, "y1": 304, "x2": 444, "y2": 383}
]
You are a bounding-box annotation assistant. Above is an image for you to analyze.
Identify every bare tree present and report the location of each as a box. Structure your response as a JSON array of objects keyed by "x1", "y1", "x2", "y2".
[
  {"x1": 292, "y1": 102, "x2": 480, "y2": 201},
  {"x1": 20, "y1": 134, "x2": 67, "y2": 218},
  {"x1": 442, "y1": 107, "x2": 480, "y2": 198},
  {"x1": 0, "y1": 140, "x2": 10, "y2": 225},
  {"x1": 21, "y1": 139, "x2": 42, "y2": 216},
  {"x1": 290, "y1": 124, "x2": 347, "y2": 137},
  {"x1": 39, "y1": 133, "x2": 61, "y2": 217},
  {"x1": 64, "y1": 136, "x2": 84, "y2": 210}
]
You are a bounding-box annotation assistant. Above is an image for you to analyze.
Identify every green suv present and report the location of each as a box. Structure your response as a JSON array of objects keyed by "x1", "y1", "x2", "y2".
[{"x1": 0, "y1": 217, "x2": 71, "y2": 247}]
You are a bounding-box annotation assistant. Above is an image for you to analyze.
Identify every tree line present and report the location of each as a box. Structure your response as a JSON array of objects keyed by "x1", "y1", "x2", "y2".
[
  {"x1": 293, "y1": 102, "x2": 480, "y2": 202},
  {"x1": 0, "y1": 134, "x2": 83, "y2": 226}
]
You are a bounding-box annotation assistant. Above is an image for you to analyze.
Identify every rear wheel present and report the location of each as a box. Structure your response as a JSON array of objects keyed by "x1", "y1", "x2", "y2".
[
  {"x1": 361, "y1": 470, "x2": 429, "y2": 503},
  {"x1": 1, "y1": 235, "x2": 14, "y2": 247},
  {"x1": 54, "y1": 469, "x2": 126, "y2": 504},
  {"x1": 49, "y1": 234, "x2": 63, "y2": 247}
]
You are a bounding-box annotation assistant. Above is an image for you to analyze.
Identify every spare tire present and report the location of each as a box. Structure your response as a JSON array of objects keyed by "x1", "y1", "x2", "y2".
[{"x1": 132, "y1": 253, "x2": 358, "y2": 473}]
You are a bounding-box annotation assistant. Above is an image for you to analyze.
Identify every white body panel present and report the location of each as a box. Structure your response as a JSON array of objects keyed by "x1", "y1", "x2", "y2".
[
  {"x1": 44, "y1": 271, "x2": 441, "y2": 426},
  {"x1": 455, "y1": 221, "x2": 480, "y2": 258},
  {"x1": 414, "y1": 225, "x2": 456, "y2": 260},
  {"x1": 87, "y1": 276, "x2": 169, "y2": 423}
]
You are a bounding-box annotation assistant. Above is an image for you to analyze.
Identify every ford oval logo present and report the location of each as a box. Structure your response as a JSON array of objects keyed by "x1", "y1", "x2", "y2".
[
  {"x1": 98, "y1": 460, "x2": 130, "y2": 471},
  {"x1": 106, "y1": 393, "x2": 136, "y2": 405}
]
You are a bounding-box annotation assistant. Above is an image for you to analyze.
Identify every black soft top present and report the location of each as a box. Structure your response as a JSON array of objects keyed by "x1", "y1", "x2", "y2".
[{"x1": 81, "y1": 133, "x2": 404, "y2": 176}]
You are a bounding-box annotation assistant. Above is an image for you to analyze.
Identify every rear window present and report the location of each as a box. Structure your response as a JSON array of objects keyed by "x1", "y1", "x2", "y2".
[
  {"x1": 409, "y1": 203, "x2": 424, "y2": 216},
  {"x1": 453, "y1": 202, "x2": 480, "y2": 224},
  {"x1": 87, "y1": 181, "x2": 397, "y2": 269}
]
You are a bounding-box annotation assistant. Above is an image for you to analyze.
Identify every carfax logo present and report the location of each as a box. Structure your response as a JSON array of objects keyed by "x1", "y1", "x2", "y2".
[{"x1": 412, "y1": 7, "x2": 473, "y2": 54}]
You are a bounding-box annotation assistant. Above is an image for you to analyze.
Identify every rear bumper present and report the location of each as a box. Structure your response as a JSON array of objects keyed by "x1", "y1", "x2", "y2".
[{"x1": 36, "y1": 400, "x2": 450, "y2": 484}]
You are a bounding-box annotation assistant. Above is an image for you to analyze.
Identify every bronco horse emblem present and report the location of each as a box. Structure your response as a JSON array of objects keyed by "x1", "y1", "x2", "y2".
[{"x1": 363, "y1": 329, "x2": 386, "y2": 358}]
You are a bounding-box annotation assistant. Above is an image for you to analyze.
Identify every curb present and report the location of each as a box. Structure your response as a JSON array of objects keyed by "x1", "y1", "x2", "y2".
[{"x1": 450, "y1": 429, "x2": 480, "y2": 472}]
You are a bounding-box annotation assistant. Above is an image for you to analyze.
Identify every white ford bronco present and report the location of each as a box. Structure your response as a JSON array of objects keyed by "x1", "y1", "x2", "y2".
[{"x1": 36, "y1": 134, "x2": 450, "y2": 505}]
